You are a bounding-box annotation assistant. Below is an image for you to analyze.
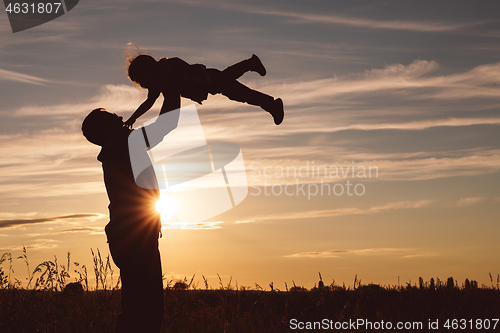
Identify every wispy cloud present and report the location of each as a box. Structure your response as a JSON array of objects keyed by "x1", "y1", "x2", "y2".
[
  {"x1": 9, "y1": 60, "x2": 500, "y2": 130},
  {"x1": 0, "y1": 182, "x2": 106, "y2": 199},
  {"x1": 234, "y1": 219, "x2": 257, "y2": 224},
  {"x1": 454, "y1": 197, "x2": 484, "y2": 207},
  {"x1": 2, "y1": 60, "x2": 500, "y2": 207},
  {"x1": 0, "y1": 68, "x2": 51, "y2": 85},
  {"x1": 402, "y1": 253, "x2": 436, "y2": 258},
  {"x1": 251, "y1": 200, "x2": 432, "y2": 222},
  {"x1": 51, "y1": 226, "x2": 104, "y2": 234},
  {"x1": 13, "y1": 84, "x2": 146, "y2": 116},
  {"x1": 162, "y1": 0, "x2": 483, "y2": 33},
  {"x1": 0, "y1": 129, "x2": 106, "y2": 200},
  {"x1": 0, "y1": 241, "x2": 59, "y2": 252},
  {"x1": 277, "y1": 60, "x2": 500, "y2": 109},
  {"x1": 320, "y1": 117, "x2": 500, "y2": 132},
  {"x1": 0, "y1": 212, "x2": 38, "y2": 219},
  {"x1": 196, "y1": 60, "x2": 500, "y2": 146},
  {"x1": 0, "y1": 213, "x2": 106, "y2": 229},
  {"x1": 161, "y1": 221, "x2": 223, "y2": 229},
  {"x1": 286, "y1": 247, "x2": 414, "y2": 258},
  {"x1": 245, "y1": 148, "x2": 500, "y2": 182},
  {"x1": 252, "y1": 10, "x2": 477, "y2": 33},
  {"x1": 286, "y1": 250, "x2": 348, "y2": 258}
]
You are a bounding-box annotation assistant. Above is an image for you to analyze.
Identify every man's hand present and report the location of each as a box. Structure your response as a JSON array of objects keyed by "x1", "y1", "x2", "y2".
[{"x1": 123, "y1": 118, "x2": 136, "y2": 129}]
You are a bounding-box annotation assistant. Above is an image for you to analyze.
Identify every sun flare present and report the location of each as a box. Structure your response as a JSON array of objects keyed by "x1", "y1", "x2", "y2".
[{"x1": 156, "y1": 193, "x2": 176, "y2": 220}]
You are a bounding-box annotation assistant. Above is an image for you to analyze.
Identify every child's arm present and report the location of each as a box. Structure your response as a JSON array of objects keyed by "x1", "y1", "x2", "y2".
[{"x1": 124, "y1": 88, "x2": 161, "y2": 128}]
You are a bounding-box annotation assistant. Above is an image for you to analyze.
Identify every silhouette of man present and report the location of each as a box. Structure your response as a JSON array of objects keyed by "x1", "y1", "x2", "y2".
[{"x1": 82, "y1": 95, "x2": 180, "y2": 332}]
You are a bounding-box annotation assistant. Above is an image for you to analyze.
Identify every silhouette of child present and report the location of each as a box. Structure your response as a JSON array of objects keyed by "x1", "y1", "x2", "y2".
[{"x1": 124, "y1": 54, "x2": 284, "y2": 127}]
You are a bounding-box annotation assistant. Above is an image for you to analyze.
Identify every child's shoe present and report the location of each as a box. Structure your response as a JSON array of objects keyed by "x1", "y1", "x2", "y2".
[
  {"x1": 251, "y1": 54, "x2": 267, "y2": 76},
  {"x1": 269, "y1": 98, "x2": 284, "y2": 125}
]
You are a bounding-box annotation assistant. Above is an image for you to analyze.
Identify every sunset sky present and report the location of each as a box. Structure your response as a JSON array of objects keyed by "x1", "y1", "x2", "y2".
[{"x1": 1, "y1": 0, "x2": 500, "y2": 289}]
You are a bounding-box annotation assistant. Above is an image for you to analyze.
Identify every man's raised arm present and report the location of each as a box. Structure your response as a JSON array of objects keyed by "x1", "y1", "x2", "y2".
[
  {"x1": 159, "y1": 91, "x2": 181, "y2": 116},
  {"x1": 143, "y1": 91, "x2": 181, "y2": 148},
  {"x1": 127, "y1": 96, "x2": 181, "y2": 189}
]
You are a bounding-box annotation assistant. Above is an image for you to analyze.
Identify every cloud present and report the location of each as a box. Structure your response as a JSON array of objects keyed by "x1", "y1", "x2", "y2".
[
  {"x1": 0, "y1": 182, "x2": 106, "y2": 199},
  {"x1": 0, "y1": 213, "x2": 106, "y2": 229},
  {"x1": 322, "y1": 117, "x2": 500, "y2": 132},
  {"x1": 402, "y1": 253, "x2": 436, "y2": 258},
  {"x1": 252, "y1": 10, "x2": 476, "y2": 33},
  {"x1": 162, "y1": 0, "x2": 482, "y2": 33},
  {"x1": 13, "y1": 84, "x2": 147, "y2": 116},
  {"x1": 51, "y1": 226, "x2": 104, "y2": 234},
  {"x1": 286, "y1": 250, "x2": 349, "y2": 258},
  {"x1": 234, "y1": 219, "x2": 256, "y2": 224},
  {"x1": 2, "y1": 60, "x2": 500, "y2": 206},
  {"x1": 276, "y1": 60, "x2": 500, "y2": 109},
  {"x1": 0, "y1": 68, "x2": 51, "y2": 85},
  {"x1": 0, "y1": 129, "x2": 106, "y2": 200},
  {"x1": 245, "y1": 147, "x2": 500, "y2": 182},
  {"x1": 161, "y1": 221, "x2": 223, "y2": 229},
  {"x1": 251, "y1": 200, "x2": 432, "y2": 222},
  {"x1": 0, "y1": 242, "x2": 58, "y2": 252},
  {"x1": 286, "y1": 247, "x2": 413, "y2": 258},
  {"x1": 362, "y1": 149, "x2": 500, "y2": 181},
  {"x1": 195, "y1": 60, "x2": 500, "y2": 149},
  {"x1": 9, "y1": 60, "x2": 500, "y2": 132},
  {"x1": 0, "y1": 212, "x2": 38, "y2": 219},
  {"x1": 454, "y1": 197, "x2": 484, "y2": 207}
]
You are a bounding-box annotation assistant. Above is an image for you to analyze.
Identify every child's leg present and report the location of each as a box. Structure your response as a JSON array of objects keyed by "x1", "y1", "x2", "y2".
[
  {"x1": 207, "y1": 69, "x2": 284, "y2": 125},
  {"x1": 222, "y1": 54, "x2": 266, "y2": 80}
]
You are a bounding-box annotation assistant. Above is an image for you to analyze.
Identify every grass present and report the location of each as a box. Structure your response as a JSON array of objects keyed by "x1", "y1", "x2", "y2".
[{"x1": 1, "y1": 248, "x2": 499, "y2": 332}]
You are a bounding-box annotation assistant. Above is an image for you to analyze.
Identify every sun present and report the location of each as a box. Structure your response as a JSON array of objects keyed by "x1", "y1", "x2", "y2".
[{"x1": 156, "y1": 193, "x2": 176, "y2": 220}]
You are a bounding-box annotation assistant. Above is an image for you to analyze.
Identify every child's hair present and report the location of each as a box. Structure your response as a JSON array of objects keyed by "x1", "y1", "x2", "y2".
[
  {"x1": 82, "y1": 108, "x2": 110, "y2": 146},
  {"x1": 127, "y1": 54, "x2": 157, "y2": 87}
]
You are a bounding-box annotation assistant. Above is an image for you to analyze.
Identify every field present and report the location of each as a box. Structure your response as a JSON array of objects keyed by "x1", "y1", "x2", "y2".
[{"x1": 1, "y1": 249, "x2": 499, "y2": 332}]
